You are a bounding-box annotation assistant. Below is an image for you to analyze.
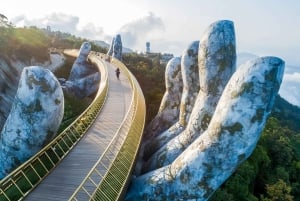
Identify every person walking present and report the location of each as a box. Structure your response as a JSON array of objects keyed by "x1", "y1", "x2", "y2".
[{"x1": 115, "y1": 68, "x2": 120, "y2": 79}]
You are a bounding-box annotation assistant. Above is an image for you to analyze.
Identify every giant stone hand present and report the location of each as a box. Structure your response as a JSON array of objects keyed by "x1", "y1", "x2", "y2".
[
  {"x1": 0, "y1": 66, "x2": 64, "y2": 178},
  {"x1": 126, "y1": 20, "x2": 284, "y2": 201}
]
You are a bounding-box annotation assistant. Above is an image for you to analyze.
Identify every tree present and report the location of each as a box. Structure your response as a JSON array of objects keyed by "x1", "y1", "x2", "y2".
[
  {"x1": 0, "y1": 14, "x2": 14, "y2": 53},
  {"x1": 0, "y1": 14, "x2": 12, "y2": 27},
  {"x1": 261, "y1": 179, "x2": 293, "y2": 201}
]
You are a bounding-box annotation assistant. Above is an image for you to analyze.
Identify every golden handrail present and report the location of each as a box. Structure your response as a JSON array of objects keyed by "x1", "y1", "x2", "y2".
[
  {"x1": 69, "y1": 57, "x2": 146, "y2": 201},
  {"x1": 0, "y1": 50, "x2": 109, "y2": 201}
]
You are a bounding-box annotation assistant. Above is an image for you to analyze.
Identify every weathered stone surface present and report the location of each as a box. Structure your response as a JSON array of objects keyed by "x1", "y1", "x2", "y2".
[
  {"x1": 0, "y1": 52, "x2": 66, "y2": 132},
  {"x1": 144, "y1": 20, "x2": 236, "y2": 172},
  {"x1": 144, "y1": 57, "x2": 183, "y2": 139},
  {"x1": 106, "y1": 34, "x2": 123, "y2": 61},
  {"x1": 134, "y1": 57, "x2": 182, "y2": 176},
  {"x1": 68, "y1": 42, "x2": 94, "y2": 81},
  {"x1": 178, "y1": 40, "x2": 200, "y2": 127},
  {"x1": 63, "y1": 72, "x2": 100, "y2": 98},
  {"x1": 107, "y1": 37, "x2": 115, "y2": 56},
  {"x1": 143, "y1": 41, "x2": 200, "y2": 162},
  {"x1": 112, "y1": 34, "x2": 123, "y2": 61},
  {"x1": 0, "y1": 66, "x2": 64, "y2": 178},
  {"x1": 126, "y1": 56, "x2": 284, "y2": 201},
  {"x1": 64, "y1": 42, "x2": 100, "y2": 99}
]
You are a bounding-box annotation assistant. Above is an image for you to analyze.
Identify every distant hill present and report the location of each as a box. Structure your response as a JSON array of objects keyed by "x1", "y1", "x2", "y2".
[
  {"x1": 92, "y1": 40, "x2": 133, "y2": 53},
  {"x1": 273, "y1": 95, "x2": 300, "y2": 132}
]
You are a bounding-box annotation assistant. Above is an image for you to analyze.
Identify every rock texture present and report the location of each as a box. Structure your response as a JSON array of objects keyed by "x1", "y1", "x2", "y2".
[
  {"x1": 0, "y1": 66, "x2": 64, "y2": 178},
  {"x1": 143, "y1": 41, "x2": 200, "y2": 161},
  {"x1": 143, "y1": 20, "x2": 236, "y2": 172},
  {"x1": 63, "y1": 42, "x2": 100, "y2": 98},
  {"x1": 63, "y1": 72, "x2": 100, "y2": 99},
  {"x1": 135, "y1": 57, "x2": 182, "y2": 174},
  {"x1": 112, "y1": 34, "x2": 123, "y2": 61},
  {"x1": 144, "y1": 57, "x2": 183, "y2": 139},
  {"x1": 107, "y1": 34, "x2": 123, "y2": 61},
  {"x1": 0, "y1": 54, "x2": 64, "y2": 131},
  {"x1": 126, "y1": 20, "x2": 285, "y2": 201},
  {"x1": 107, "y1": 37, "x2": 115, "y2": 56},
  {"x1": 126, "y1": 56, "x2": 285, "y2": 201},
  {"x1": 68, "y1": 42, "x2": 93, "y2": 81}
]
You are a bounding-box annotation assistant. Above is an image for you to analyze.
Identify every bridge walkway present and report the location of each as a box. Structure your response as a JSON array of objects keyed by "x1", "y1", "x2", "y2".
[{"x1": 24, "y1": 61, "x2": 132, "y2": 201}]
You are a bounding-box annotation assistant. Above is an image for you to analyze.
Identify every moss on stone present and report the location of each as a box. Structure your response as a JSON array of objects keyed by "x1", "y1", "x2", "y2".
[
  {"x1": 179, "y1": 103, "x2": 187, "y2": 125},
  {"x1": 251, "y1": 108, "x2": 264, "y2": 123},
  {"x1": 224, "y1": 122, "x2": 243, "y2": 135},
  {"x1": 265, "y1": 67, "x2": 278, "y2": 82},
  {"x1": 215, "y1": 43, "x2": 235, "y2": 73},
  {"x1": 197, "y1": 178, "x2": 214, "y2": 199},
  {"x1": 203, "y1": 162, "x2": 214, "y2": 173},
  {"x1": 26, "y1": 99, "x2": 42, "y2": 113},
  {"x1": 170, "y1": 66, "x2": 181, "y2": 79},
  {"x1": 208, "y1": 77, "x2": 223, "y2": 97},
  {"x1": 231, "y1": 90, "x2": 238, "y2": 99},
  {"x1": 157, "y1": 152, "x2": 167, "y2": 168},
  {"x1": 203, "y1": 45, "x2": 209, "y2": 58},
  {"x1": 26, "y1": 73, "x2": 53, "y2": 93},
  {"x1": 187, "y1": 49, "x2": 193, "y2": 57},
  {"x1": 180, "y1": 168, "x2": 191, "y2": 184},
  {"x1": 238, "y1": 82, "x2": 254, "y2": 96},
  {"x1": 154, "y1": 185, "x2": 163, "y2": 196},
  {"x1": 209, "y1": 122, "x2": 222, "y2": 138},
  {"x1": 201, "y1": 113, "x2": 212, "y2": 131},
  {"x1": 54, "y1": 98, "x2": 61, "y2": 105}
]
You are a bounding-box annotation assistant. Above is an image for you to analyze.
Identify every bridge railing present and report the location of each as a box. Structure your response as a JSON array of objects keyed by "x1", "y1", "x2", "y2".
[
  {"x1": 69, "y1": 57, "x2": 146, "y2": 201},
  {"x1": 0, "y1": 51, "x2": 109, "y2": 201}
]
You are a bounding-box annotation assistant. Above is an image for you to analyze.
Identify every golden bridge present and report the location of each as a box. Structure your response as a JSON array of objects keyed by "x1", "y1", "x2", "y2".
[{"x1": 0, "y1": 50, "x2": 146, "y2": 201}]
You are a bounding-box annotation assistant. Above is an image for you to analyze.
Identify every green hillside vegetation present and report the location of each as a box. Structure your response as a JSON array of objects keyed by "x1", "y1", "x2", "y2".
[
  {"x1": 52, "y1": 55, "x2": 93, "y2": 133},
  {"x1": 123, "y1": 53, "x2": 165, "y2": 124},
  {"x1": 0, "y1": 17, "x2": 94, "y2": 133},
  {"x1": 0, "y1": 26, "x2": 49, "y2": 62},
  {"x1": 0, "y1": 26, "x2": 85, "y2": 63}
]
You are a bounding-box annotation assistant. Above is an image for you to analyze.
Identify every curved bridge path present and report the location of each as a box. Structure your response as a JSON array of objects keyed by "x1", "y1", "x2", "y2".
[{"x1": 24, "y1": 60, "x2": 132, "y2": 200}]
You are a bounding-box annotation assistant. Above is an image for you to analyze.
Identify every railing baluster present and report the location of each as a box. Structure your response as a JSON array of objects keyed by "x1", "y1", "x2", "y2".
[
  {"x1": 0, "y1": 51, "x2": 109, "y2": 201},
  {"x1": 69, "y1": 57, "x2": 146, "y2": 201},
  {"x1": 0, "y1": 52, "x2": 145, "y2": 201}
]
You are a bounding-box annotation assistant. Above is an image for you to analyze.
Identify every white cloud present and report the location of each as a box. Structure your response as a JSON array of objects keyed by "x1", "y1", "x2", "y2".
[
  {"x1": 118, "y1": 12, "x2": 165, "y2": 50},
  {"x1": 279, "y1": 71, "x2": 300, "y2": 106},
  {"x1": 10, "y1": 12, "x2": 167, "y2": 51},
  {"x1": 76, "y1": 23, "x2": 104, "y2": 40},
  {"x1": 11, "y1": 13, "x2": 107, "y2": 40},
  {"x1": 282, "y1": 72, "x2": 300, "y2": 83},
  {"x1": 8, "y1": 11, "x2": 300, "y2": 107}
]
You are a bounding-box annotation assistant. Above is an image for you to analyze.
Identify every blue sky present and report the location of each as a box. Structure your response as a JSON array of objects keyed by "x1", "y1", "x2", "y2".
[{"x1": 2, "y1": 0, "x2": 300, "y2": 105}]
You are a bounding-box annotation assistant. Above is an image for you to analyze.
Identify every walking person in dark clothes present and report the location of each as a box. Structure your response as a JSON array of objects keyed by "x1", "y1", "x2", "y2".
[{"x1": 115, "y1": 67, "x2": 120, "y2": 79}]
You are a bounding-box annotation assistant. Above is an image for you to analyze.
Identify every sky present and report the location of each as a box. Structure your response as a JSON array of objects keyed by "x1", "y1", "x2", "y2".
[{"x1": 2, "y1": 0, "x2": 300, "y2": 106}]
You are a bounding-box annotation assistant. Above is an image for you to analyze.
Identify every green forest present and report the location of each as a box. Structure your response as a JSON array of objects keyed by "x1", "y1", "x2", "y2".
[{"x1": 1, "y1": 15, "x2": 299, "y2": 200}]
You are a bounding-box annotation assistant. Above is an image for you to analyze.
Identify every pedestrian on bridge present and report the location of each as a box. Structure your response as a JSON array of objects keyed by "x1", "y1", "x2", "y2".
[{"x1": 115, "y1": 67, "x2": 120, "y2": 80}]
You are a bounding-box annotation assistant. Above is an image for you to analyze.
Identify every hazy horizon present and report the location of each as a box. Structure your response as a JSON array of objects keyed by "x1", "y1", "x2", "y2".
[{"x1": 2, "y1": 0, "x2": 300, "y2": 106}]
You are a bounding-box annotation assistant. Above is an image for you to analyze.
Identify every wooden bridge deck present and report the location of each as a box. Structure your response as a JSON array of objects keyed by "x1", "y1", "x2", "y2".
[{"x1": 24, "y1": 61, "x2": 132, "y2": 201}]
